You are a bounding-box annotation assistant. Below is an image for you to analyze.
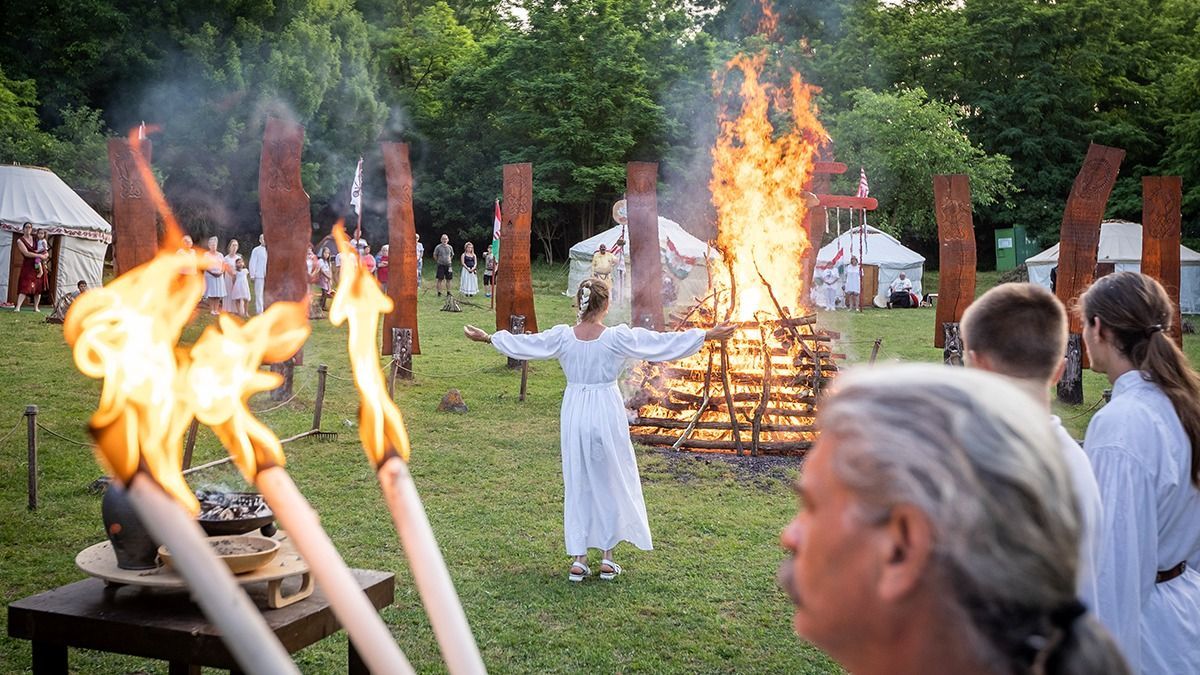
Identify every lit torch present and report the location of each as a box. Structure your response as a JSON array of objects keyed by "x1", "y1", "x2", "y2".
[
  {"x1": 63, "y1": 218, "x2": 299, "y2": 673},
  {"x1": 329, "y1": 224, "x2": 485, "y2": 674},
  {"x1": 184, "y1": 303, "x2": 415, "y2": 675}
]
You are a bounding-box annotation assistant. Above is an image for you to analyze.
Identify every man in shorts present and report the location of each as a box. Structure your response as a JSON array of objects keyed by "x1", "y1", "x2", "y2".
[{"x1": 434, "y1": 234, "x2": 454, "y2": 296}]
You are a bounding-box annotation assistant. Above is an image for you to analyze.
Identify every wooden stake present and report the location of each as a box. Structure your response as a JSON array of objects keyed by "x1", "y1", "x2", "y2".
[
  {"x1": 672, "y1": 351, "x2": 714, "y2": 450},
  {"x1": 869, "y1": 338, "x2": 882, "y2": 364},
  {"x1": 718, "y1": 340, "x2": 744, "y2": 456},
  {"x1": 182, "y1": 418, "x2": 199, "y2": 471},
  {"x1": 313, "y1": 364, "x2": 328, "y2": 429},
  {"x1": 519, "y1": 361, "x2": 529, "y2": 402},
  {"x1": 507, "y1": 315, "x2": 526, "y2": 369},
  {"x1": 25, "y1": 405, "x2": 37, "y2": 511},
  {"x1": 750, "y1": 326, "x2": 771, "y2": 457}
]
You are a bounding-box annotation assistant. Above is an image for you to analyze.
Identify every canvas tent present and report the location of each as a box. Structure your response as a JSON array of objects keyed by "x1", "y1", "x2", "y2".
[
  {"x1": 815, "y1": 225, "x2": 925, "y2": 305},
  {"x1": 1026, "y1": 220, "x2": 1200, "y2": 314},
  {"x1": 0, "y1": 165, "x2": 111, "y2": 305},
  {"x1": 566, "y1": 217, "x2": 715, "y2": 307}
]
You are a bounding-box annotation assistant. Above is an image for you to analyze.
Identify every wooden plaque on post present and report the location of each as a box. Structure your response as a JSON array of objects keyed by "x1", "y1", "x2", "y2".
[
  {"x1": 1141, "y1": 176, "x2": 1183, "y2": 345},
  {"x1": 932, "y1": 175, "x2": 976, "y2": 348},
  {"x1": 382, "y1": 142, "x2": 420, "y2": 355},
  {"x1": 1055, "y1": 143, "x2": 1124, "y2": 404},
  {"x1": 259, "y1": 117, "x2": 311, "y2": 307},
  {"x1": 627, "y1": 162, "x2": 664, "y2": 330},
  {"x1": 108, "y1": 138, "x2": 157, "y2": 275},
  {"x1": 494, "y1": 163, "x2": 538, "y2": 333}
]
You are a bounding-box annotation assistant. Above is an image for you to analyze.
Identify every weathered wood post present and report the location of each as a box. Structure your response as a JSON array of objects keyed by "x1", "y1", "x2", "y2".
[
  {"x1": 942, "y1": 323, "x2": 964, "y2": 366},
  {"x1": 932, "y1": 175, "x2": 976, "y2": 349},
  {"x1": 508, "y1": 315, "x2": 526, "y2": 370},
  {"x1": 270, "y1": 358, "x2": 295, "y2": 401},
  {"x1": 627, "y1": 162, "x2": 664, "y2": 330},
  {"x1": 313, "y1": 364, "x2": 329, "y2": 431},
  {"x1": 1141, "y1": 176, "x2": 1183, "y2": 345},
  {"x1": 25, "y1": 405, "x2": 38, "y2": 510},
  {"x1": 869, "y1": 338, "x2": 882, "y2": 364},
  {"x1": 382, "y1": 142, "x2": 420, "y2": 356},
  {"x1": 107, "y1": 138, "x2": 157, "y2": 276},
  {"x1": 495, "y1": 164, "x2": 538, "y2": 335},
  {"x1": 1055, "y1": 144, "x2": 1125, "y2": 404},
  {"x1": 182, "y1": 419, "x2": 200, "y2": 471},
  {"x1": 388, "y1": 329, "x2": 413, "y2": 397}
]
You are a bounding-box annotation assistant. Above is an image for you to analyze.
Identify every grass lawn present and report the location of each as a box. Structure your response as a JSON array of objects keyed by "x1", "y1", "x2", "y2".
[{"x1": 1, "y1": 263, "x2": 1196, "y2": 673}]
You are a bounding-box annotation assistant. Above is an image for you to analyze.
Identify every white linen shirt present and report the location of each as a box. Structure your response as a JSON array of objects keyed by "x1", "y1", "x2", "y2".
[{"x1": 249, "y1": 245, "x2": 268, "y2": 280}]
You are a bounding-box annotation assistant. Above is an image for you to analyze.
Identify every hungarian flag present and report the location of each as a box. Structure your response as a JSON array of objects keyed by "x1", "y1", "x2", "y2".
[
  {"x1": 491, "y1": 199, "x2": 502, "y2": 261},
  {"x1": 820, "y1": 246, "x2": 844, "y2": 270}
]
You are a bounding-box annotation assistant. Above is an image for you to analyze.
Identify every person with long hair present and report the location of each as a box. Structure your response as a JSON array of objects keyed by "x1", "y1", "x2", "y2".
[
  {"x1": 13, "y1": 223, "x2": 50, "y2": 312},
  {"x1": 464, "y1": 279, "x2": 735, "y2": 581},
  {"x1": 1079, "y1": 271, "x2": 1200, "y2": 673},
  {"x1": 780, "y1": 365, "x2": 1130, "y2": 675},
  {"x1": 222, "y1": 239, "x2": 242, "y2": 314}
]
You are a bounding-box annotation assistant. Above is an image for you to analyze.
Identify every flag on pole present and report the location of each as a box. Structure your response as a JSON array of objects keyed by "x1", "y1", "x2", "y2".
[
  {"x1": 491, "y1": 199, "x2": 502, "y2": 261},
  {"x1": 350, "y1": 158, "x2": 364, "y2": 216},
  {"x1": 856, "y1": 167, "x2": 870, "y2": 199},
  {"x1": 137, "y1": 121, "x2": 146, "y2": 140}
]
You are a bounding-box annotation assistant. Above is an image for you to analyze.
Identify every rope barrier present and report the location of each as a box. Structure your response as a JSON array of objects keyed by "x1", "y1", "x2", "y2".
[
  {"x1": 250, "y1": 377, "x2": 308, "y2": 414},
  {"x1": 0, "y1": 417, "x2": 23, "y2": 447},
  {"x1": 1060, "y1": 396, "x2": 1106, "y2": 421},
  {"x1": 35, "y1": 422, "x2": 94, "y2": 448}
]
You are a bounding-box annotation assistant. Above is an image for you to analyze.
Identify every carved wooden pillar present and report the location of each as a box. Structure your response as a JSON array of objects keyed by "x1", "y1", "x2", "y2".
[
  {"x1": 932, "y1": 175, "x2": 976, "y2": 348},
  {"x1": 1055, "y1": 143, "x2": 1125, "y2": 404},
  {"x1": 1141, "y1": 176, "x2": 1183, "y2": 345},
  {"x1": 627, "y1": 162, "x2": 664, "y2": 330},
  {"x1": 382, "y1": 142, "x2": 420, "y2": 355},
  {"x1": 495, "y1": 164, "x2": 538, "y2": 333},
  {"x1": 259, "y1": 117, "x2": 311, "y2": 308},
  {"x1": 108, "y1": 138, "x2": 157, "y2": 275}
]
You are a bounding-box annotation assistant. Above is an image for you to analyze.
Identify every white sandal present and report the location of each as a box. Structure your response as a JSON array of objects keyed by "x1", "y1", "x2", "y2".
[
  {"x1": 568, "y1": 561, "x2": 590, "y2": 583},
  {"x1": 599, "y1": 559, "x2": 622, "y2": 581}
]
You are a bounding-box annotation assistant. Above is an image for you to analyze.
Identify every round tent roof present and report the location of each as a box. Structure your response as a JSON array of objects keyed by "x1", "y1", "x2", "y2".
[
  {"x1": 1026, "y1": 220, "x2": 1200, "y2": 266},
  {"x1": 0, "y1": 165, "x2": 112, "y2": 243},
  {"x1": 816, "y1": 225, "x2": 925, "y2": 268},
  {"x1": 568, "y1": 216, "x2": 714, "y2": 262}
]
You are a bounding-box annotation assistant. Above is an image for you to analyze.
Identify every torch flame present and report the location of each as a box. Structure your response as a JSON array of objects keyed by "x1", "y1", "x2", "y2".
[
  {"x1": 710, "y1": 53, "x2": 827, "y2": 320},
  {"x1": 64, "y1": 246, "x2": 203, "y2": 510},
  {"x1": 185, "y1": 305, "x2": 310, "y2": 481},
  {"x1": 328, "y1": 223, "x2": 412, "y2": 467}
]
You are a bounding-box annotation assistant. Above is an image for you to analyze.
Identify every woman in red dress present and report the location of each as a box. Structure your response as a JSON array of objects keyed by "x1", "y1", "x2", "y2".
[{"x1": 13, "y1": 223, "x2": 50, "y2": 312}]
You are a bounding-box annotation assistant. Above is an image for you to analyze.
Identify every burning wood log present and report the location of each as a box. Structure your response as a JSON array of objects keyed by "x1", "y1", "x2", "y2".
[{"x1": 631, "y1": 434, "x2": 813, "y2": 453}]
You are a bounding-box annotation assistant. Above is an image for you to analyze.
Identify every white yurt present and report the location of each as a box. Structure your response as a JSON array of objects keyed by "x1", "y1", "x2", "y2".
[
  {"x1": 1025, "y1": 220, "x2": 1200, "y2": 314},
  {"x1": 0, "y1": 165, "x2": 111, "y2": 304},
  {"x1": 815, "y1": 225, "x2": 925, "y2": 305},
  {"x1": 566, "y1": 216, "x2": 715, "y2": 307}
]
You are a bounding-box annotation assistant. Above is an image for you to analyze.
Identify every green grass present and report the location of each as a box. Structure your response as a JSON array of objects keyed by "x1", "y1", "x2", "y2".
[{"x1": 1, "y1": 263, "x2": 1196, "y2": 673}]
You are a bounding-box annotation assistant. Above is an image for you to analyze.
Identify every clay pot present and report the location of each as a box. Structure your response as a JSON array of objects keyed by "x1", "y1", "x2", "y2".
[{"x1": 101, "y1": 482, "x2": 160, "y2": 570}]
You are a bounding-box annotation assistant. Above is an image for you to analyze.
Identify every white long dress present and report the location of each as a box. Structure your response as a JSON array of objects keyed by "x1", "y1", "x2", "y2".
[
  {"x1": 490, "y1": 324, "x2": 706, "y2": 554},
  {"x1": 203, "y1": 252, "x2": 226, "y2": 299},
  {"x1": 1084, "y1": 370, "x2": 1200, "y2": 674},
  {"x1": 222, "y1": 253, "x2": 241, "y2": 312}
]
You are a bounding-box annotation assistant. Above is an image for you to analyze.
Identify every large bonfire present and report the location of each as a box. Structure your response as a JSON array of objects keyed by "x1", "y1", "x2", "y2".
[{"x1": 629, "y1": 38, "x2": 839, "y2": 456}]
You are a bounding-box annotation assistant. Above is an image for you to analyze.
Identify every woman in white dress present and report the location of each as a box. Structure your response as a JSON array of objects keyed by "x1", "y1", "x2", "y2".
[
  {"x1": 843, "y1": 256, "x2": 862, "y2": 311},
  {"x1": 464, "y1": 279, "x2": 735, "y2": 581},
  {"x1": 203, "y1": 236, "x2": 227, "y2": 315},
  {"x1": 1079, "y1": 272, "x2": 1200, "y2": 673},
  {"x1": 459, "y1": 242, "x2": 479, "y2": 297},
  {"x1": 222, "y1": 239, "x2": 242, "y2": 313}
]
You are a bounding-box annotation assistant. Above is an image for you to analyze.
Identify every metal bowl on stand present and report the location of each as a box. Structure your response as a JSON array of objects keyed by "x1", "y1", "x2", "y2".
[{"x1": 196, "y1": 491, "x2": 277, "y2": 537}]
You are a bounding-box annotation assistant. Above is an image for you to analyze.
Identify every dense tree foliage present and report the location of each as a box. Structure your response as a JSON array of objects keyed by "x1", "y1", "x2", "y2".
[{"x1": 0, "y1": 0, "x2": 1196, "y2": 258}]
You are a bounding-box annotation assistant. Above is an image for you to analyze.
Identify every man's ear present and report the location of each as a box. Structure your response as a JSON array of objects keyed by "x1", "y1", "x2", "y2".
[
  {"x1": 876, "y1": 504, "x2": 934, "y2": 602},
  {"x1": 965, "y1": 348, "x2": 993, "y2": 372}
]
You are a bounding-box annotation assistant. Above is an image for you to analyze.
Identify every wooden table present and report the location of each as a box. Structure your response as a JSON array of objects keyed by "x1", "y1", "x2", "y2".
[{"x1": 7, "y1": 568, "x2": 394, "y2": 674}]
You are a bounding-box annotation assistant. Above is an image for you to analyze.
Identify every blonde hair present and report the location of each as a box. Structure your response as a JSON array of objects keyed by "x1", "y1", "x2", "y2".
[{"x1": 577, "y1": 278, "x2": 610, "y2": 322}]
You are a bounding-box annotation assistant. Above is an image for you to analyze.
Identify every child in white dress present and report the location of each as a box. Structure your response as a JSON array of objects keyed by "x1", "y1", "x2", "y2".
[
  {"x1": 464, "y1": 279, "x2": 735, "y2": 581},
  {"x1": 230, "y1": 258, "x2": 251, "y2": 317}
]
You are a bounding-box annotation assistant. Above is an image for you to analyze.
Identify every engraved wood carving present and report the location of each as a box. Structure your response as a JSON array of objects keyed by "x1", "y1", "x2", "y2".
[
  {"x1": 1055, "y1": 144, "x2": 1125, "y2": 334},
  {"x1": 259, "y1": 117, "x2": 311, "y2": 309},
  {"x1": 932, "y1": 175, "x2": 976, "y2": 348},
  {"x1": 494, "y1": 163, "x2": 538, "y2": 333},
  {"x1": 382, "y1": 142, "x2": 420, "y2": 355},
  {"x1": 1141, "y1": 176, "x2": 1183, "y2": 345},
  {"x1": 627, "y1": 161, "x2": 664, "y2": 330},
  {"x1": 107, "y1": 138, "x2": 157, "y2": 275}
]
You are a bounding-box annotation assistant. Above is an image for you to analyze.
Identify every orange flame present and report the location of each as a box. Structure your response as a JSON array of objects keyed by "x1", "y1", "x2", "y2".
[
  {"x1": 185, "y1": 305, "x2": 310, "y2": 481},
  {"x1": 126, "y1": 126, "x2": 186, "y2": 251},
  {"x1": 710, "y1": 53, "x2": 827, "y2": 320},
  {"x1": 64, "y1": 251, "x2": 204, "y2": 510},
  {"x1": 328, "y1": 223, "x2": 412, "y2": 467}
]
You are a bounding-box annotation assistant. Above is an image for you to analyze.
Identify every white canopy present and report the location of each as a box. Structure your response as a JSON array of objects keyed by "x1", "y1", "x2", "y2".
[
  {"x1": 566, "y1": 217, "x2": 715, "y2": 307},
  {"x1": 0, "y1": 165, "x2": 111, "y2": 303},
  {"x1": 815, "y1": 225, "x2": 925, "y2": 303},
  {"x1": 1026, "y1": 220, "x2": 1200, "y2": 313}
]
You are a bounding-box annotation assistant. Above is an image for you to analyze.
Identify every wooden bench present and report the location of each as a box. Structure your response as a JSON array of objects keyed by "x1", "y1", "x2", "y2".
[{"x1": 8, "y1": 568, "x2": 393, "y2": 674}]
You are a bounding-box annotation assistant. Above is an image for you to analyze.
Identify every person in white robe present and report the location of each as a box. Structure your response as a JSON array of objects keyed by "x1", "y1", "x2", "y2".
[
  {"x1": 464, "y1": 278, "x2": 735, "y2": 582},
  {"x1": 222, "y1": 239, "x2": 242, "y2": 314},
  {"x1": 843, "y1": 256, "x2": 862, "y2": 311},
  {"x1": 961, "y1": 283, "x2": 1103, "y2": 608},
  {"x1": 249, "y1": 234, "x2": 268, "y2": 314},
  {"x1": 1079, "y1": 272, "x2": 1200, "y2": 674},
  {"x1": 820, "y1": 267, "x2": 839, "y2": 310}
]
